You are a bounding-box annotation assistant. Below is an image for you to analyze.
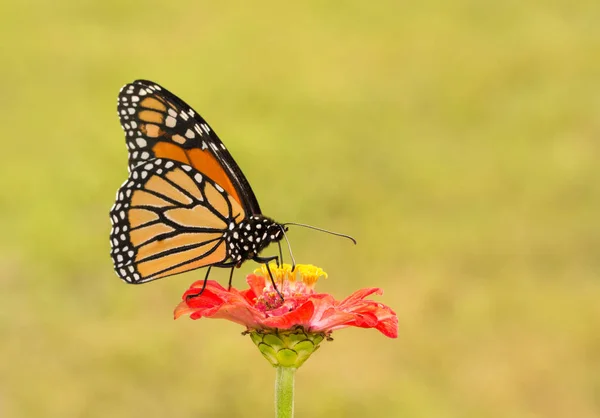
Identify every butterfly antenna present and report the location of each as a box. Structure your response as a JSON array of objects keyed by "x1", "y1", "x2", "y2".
[
  {"x1": 277, "y1": 241, "x2": 284, "y2": 267},
  {"x1": 282, "y1": 222, "x2": 357, "y2": 245},
  {"x1": 279, "y1": 225, "x2": 296, "y2": 271}
]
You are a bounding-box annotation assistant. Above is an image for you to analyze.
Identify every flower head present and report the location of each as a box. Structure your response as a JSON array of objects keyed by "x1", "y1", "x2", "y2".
[
  {"x1": 176, "y1": 264, "x2": 397, "y2": 367},
  {"x1": 176, "y1": 263, "x2": 397, "y2": 337}
]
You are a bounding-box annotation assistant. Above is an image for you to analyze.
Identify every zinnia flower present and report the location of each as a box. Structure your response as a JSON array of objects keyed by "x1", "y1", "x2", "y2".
[{"x1": 175, "y1": 263, "x2": 397, "y2": 368}]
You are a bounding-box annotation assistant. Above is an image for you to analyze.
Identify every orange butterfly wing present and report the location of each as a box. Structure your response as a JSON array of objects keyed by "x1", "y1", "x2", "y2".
[
  {"x1": 117, "y1": 80, "x2": 260, "y2": 213},
  {"x1": 109, "y1": 158, "x2": 244, "y2": 283}
]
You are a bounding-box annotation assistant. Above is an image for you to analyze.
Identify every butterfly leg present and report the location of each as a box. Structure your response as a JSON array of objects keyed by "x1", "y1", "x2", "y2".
[
  {"x1": 185, "y1": 266, "x2": 212, "y2": 301},
  {"x1": 227, "y1": 266, "x2": 235, "y2": 291},
  {"x1": 253, "y1": 255, "x2": 284, "y2": 301}
]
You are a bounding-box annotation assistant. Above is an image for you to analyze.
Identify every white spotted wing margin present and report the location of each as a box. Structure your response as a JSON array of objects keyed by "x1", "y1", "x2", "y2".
[{"x1": 109, "y1": 158, "x2": 245, "y2": 284}]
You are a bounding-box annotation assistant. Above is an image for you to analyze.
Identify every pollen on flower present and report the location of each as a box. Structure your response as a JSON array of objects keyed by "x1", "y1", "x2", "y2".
[
  {"x1": 254, "y1": 263, "x2": 293, "y2": 286},
  {"x1": 295, "y1": 264, "x2": 327, "y2": 288},
  {"x1": 253, "y1": 263, "x2": 327, "y2": 295},
  {"x1": 254, "y1": 290, "x2": 286, "y2": 311}
]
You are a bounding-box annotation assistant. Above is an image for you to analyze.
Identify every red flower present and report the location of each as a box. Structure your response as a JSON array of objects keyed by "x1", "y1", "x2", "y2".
[{"x1": 175, "y1": 264, "x2": 398, "y2": 339}]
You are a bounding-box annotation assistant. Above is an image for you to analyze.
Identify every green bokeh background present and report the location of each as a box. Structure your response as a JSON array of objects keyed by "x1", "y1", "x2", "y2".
[{"x1": 2, "y1": 1, "x2": 599, "y2": 417}]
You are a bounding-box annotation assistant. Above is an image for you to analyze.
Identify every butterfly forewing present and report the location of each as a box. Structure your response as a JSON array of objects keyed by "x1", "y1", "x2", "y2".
[
  {"x1": 109, "y1": 158, "x2": 245, "y2": 283},
  {"x1": 117, "y1": 80, "x2": 261, "y2": 215}
]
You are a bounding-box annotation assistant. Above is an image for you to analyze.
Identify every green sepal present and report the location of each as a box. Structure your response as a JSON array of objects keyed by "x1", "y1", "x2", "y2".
[{"x1": 248, "y1": 326, "x2": 328, "y2": 368}]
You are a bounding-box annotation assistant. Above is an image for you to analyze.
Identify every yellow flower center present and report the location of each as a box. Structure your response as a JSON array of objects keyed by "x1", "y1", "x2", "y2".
[
  {"x1": 293, "y1": 264, "x2": 328, "y2": 287},
  {"x1": 254, "y1": 263, "x2": 328, "y2": 294}
]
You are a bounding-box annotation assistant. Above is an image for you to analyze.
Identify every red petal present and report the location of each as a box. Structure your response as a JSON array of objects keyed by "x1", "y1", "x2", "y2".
[
  {"x1": 175, "y1": 280, "x2": 267, "y2": 328},
  {"x1": 246, "y1": 274, "x2": 267, "y2": 295},
  {"x1": 174, "y1": 301, "x2": 196, "y2": 319},
  {"x1": 306, "y1": 288, "x2": 398, "y2": 338},
  {"x1": 181, "y1": 280, "x2": 227, "y2": 300},
  {"x1": 310, "y1": 306, "x2": 356, "y2": 332},
  {"x1": 337, "y1": 287, "x2": 383, "y2": 308},
  {"x1": 263, "y1": 300, "x2": 315, "y2": 329},
  {"x1": 376, "y1": 314, "x2": 399, "y2": 338}
]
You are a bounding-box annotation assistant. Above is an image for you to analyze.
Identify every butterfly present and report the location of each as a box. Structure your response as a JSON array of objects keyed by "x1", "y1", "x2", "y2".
[{"x1": 109, "y1": 80, "x2": 288, "y2": 292}]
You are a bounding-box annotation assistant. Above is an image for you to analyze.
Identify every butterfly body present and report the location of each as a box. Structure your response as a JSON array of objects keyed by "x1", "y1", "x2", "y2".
[
  {"x1": 110, "y1": 80, "x2": 284, "y2": 284},
  {"x1": 223, "y1": 215, "x2": 284, "y2": 266}
]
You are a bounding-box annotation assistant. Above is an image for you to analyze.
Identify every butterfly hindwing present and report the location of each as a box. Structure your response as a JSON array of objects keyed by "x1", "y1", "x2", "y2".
[
  {"x1": 109, "y1": 158, "x2": 245, "y2": 283},
  {"x1": 117, "y1": 80, "x2": 261, "y2": 215}
]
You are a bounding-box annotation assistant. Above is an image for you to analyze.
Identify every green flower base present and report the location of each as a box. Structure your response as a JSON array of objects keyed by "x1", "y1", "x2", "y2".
[{"x1": 248, "y1": 327, "x2": 326, "y2": 368}]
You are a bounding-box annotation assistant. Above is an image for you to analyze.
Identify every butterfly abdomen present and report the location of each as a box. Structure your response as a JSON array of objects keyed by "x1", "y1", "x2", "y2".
[{"x1": 224, "y1": 216, "x2": 284, "y2": 264}]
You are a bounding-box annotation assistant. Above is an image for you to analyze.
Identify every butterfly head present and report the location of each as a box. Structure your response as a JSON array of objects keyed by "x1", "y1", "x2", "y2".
[
  {"x1": 226, "y1": 216, "x2": 285, "y2": 263},
  {"x1": 265, "y1": 218, "x2": 287, "y2": 242}
]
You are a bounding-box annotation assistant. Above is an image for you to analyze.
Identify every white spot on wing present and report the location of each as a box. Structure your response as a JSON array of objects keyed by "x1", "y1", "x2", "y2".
[{"x1": 165, "y1": 116, "x2": 176, "y2": 128}]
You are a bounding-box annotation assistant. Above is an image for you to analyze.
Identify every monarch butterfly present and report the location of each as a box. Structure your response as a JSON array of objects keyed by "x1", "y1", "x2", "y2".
[{"x1": 109, "y1": 80, "x2": 353, "y2": 295}]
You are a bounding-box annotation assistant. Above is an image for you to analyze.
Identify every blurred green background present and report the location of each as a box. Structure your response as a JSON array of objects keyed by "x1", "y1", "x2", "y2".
[{"x1": 1, "y1": 1, "x2": 599, "y2": 417}]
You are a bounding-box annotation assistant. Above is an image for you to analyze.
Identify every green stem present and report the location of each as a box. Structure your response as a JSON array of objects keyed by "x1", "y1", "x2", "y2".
[{"x1": 275, "y1": 366, "x2": 296, "y2": 418}]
